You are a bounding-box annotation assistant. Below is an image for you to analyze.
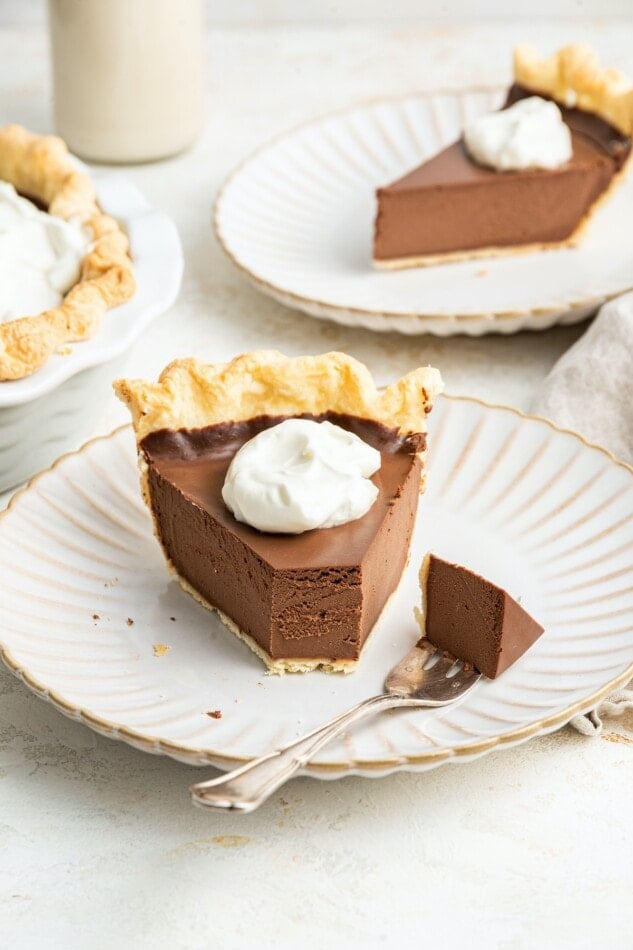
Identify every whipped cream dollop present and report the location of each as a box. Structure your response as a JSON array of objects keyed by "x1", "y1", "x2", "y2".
[
  {"x1": 463, "y1": 96, "x2": 572, "y2": 172},
  {"x1": 222, "y1": 419, "x2": 381, "y2": 534},
  {"x1": 0, "y1": 181, "x2": 90, "y2": 323}
]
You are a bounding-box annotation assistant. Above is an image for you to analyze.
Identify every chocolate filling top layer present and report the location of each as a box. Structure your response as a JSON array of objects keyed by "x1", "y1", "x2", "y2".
[
  {"x1": 142, "y1": 412, "x2": 425, "y2": 460},
  {"x1": 142, "y1": 413, "x2": 424, "y2": 573}
]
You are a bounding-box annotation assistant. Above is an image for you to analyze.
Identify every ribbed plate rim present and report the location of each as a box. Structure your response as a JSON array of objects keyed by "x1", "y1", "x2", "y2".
[{"x1": 1, "y1": 394, "x2": 631, "y2": 776}]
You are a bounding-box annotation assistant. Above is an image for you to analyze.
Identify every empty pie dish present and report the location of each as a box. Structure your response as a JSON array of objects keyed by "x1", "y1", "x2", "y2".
[{"x1": 0, "y1": 165, "x2": 183, "y2": 491}]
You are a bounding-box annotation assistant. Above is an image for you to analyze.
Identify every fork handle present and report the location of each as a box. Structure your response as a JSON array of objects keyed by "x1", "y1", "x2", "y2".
[{"x1": 190, "y1": 692, "x2": 401, "y2": 811}]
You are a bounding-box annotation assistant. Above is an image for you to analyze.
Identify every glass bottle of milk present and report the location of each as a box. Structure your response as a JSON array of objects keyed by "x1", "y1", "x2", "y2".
[{"x1": 48, "y1": 0, "x2": 205, "y2": 162}]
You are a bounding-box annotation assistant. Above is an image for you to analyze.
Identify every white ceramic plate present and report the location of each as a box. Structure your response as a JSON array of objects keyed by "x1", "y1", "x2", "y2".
[
  {"x1": 215, "y1": 89, "x2": 633, "y2": 336},
  {"x1": 1, "y1": 396, "x2": 632, "y2": 777}
]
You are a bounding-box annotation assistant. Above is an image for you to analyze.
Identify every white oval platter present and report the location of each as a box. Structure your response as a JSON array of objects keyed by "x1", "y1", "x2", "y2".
[{"x1": 0, "y1": 396, "x2": 632, "y2": 777}]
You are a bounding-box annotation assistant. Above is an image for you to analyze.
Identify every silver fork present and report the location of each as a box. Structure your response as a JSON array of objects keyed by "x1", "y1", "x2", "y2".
[{"x1": 190, "y1": 639, "x2": 481, "y2": 812}]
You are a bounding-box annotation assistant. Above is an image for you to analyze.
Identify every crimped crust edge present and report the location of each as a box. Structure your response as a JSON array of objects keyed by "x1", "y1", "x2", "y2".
[
  {"x1": 514, "y1": 42, "x2": 633, "y2": 136},
  {"x1": 114, "y1": 350, "x2": 444, "y2": 443}
]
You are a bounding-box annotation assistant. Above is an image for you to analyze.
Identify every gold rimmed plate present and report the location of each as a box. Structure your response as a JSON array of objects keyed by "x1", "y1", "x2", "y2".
[{"x1": 0, "y1": 396, "x2": 632, "y2": 776}]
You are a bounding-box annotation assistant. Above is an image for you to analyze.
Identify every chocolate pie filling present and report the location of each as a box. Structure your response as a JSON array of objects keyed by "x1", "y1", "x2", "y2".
[
  {"x1": 422, "y1": 554, "x2": 545, "y2": 679},
  {"x1": 142, "y1": 413, "x2": 425, "y2": 663},
  {"x1": 374, "y1": 84, "x2": 631, "y2": 262}
]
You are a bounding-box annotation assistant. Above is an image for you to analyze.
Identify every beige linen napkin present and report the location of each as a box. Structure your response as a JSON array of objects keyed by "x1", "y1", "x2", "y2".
[{"x1": 532, "y1": 292, "x2": 633, "y2": 735}]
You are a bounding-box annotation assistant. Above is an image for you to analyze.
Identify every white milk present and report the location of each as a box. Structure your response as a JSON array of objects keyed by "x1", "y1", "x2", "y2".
[{"x1": 48, "y1": 0, "x2": 205, "y2": 162}]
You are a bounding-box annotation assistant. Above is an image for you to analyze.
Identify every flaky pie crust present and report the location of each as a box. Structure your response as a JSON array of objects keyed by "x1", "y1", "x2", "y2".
[
  {"x1": 0, "y1": 124, "x2": 135, "y2": 381},
  {"x1": 514, "y1": 42, "x2": 633, "y2": 136},
  {"x1": 114, "y1": 349, "x2": 444, "y2": 444}
]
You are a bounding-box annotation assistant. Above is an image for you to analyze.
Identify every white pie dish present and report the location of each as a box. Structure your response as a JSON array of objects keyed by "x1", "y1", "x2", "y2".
[
  {"x1": 0, "y1": 167, "x2": 183, "y2": 491},
  {"x1": 215, "y1": 88, "x2": 633, "y2": 335},
  {"x1": 0, "y1": 396, "x2": 631, "y2": 777}
]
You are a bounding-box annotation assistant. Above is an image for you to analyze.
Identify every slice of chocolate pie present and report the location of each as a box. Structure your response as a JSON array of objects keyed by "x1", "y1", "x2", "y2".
[
  {"x1": 417, "y1": 553, "x2": 544, "y2": 679},
  {"x1": 374, "y1": 44, "x2": 633, "y2": 268},
  {"x1": 115, "y1": 351, "x2": 442, "y2": 673}
]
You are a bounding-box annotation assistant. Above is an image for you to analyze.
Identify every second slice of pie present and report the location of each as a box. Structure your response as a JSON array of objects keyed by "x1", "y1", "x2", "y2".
[
  {"x1": 115, "y1": 351, "x2": 442, "y2": 673},
  {"x1": 374, "y1": 43, "x2": 633, "y2": 268}
]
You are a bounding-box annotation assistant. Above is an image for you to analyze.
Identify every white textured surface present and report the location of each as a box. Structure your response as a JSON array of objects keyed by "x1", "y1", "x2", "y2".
[
  {"x1": 0, "y1": 21, "x2": 632, "y2": 950},
  {"x1": 3, "y1": 0, "x2": 633, "y2": 27}
]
